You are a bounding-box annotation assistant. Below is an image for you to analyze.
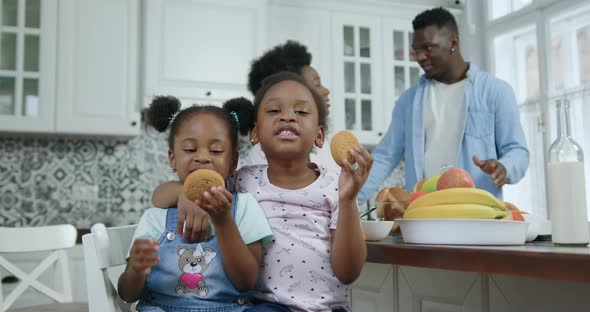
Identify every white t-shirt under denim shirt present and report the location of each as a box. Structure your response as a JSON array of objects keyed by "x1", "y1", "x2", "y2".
[{"x1": 423, "y1": 78, "x2": 467, "y2": 178}]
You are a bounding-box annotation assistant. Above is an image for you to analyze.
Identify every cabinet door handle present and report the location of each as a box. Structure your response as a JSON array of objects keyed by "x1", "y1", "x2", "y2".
[
  {"x1": 131, "y1": 121, "x2": 137, "y2": 127},
  {"x1": 206, "y1": 91, "x2": 212, "y2": 96},
  {"x1": 378, "y1": 132, "x2": 383, "y2": 136}
]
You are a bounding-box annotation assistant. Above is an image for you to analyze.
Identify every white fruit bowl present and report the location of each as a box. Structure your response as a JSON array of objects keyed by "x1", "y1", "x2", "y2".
[
  {"x1": 398, "y1": 219, "x2": 528, "y2": 245},
  {"x1": 361, "y1": 220, "x2": 395, "y2": 241}
]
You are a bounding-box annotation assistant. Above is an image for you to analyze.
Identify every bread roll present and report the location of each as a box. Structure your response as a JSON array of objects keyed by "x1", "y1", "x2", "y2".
[
  {"x1": 330, "y1": 130, "x2": 360, "y2": 167},
  {"x1": 375, "y1": 187, "x2": 410, "y2": 221},
  {"x1": 505, "y1": 201, "x2": 527, "y2": 214},
  {"x1": 413, "y1": 178, "x2": 428, "y2": 193},
  {"x1": 183, "y1": 169, "x2": 225, "y2": 202}
]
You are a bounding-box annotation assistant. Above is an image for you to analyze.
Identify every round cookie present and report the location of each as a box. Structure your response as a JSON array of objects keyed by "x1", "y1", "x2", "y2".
[
  {"x1": 183, "y1": 169, "x2": 225, "y2": 202},
  {"x1": 330, "y1": 130, "x2": 360, "y2": 167}
]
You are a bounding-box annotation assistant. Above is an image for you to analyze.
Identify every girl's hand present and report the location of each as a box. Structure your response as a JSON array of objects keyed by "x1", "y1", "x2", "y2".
[
  {"x1": 338, "y1": 146, "x2": 373, "y2": 202},
  {"x1": 128, "y1": 239, "x2": 159, "y2": 275},
  {"x1": 178, "y1": 193, "x2": 210, "y2": 243},
  {"x1": 197, "y1": 187, "x2": 234, "y2": 226}
]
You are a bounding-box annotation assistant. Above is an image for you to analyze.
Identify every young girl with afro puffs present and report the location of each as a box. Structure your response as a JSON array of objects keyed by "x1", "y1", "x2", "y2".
[{"x1": 118, "y1": 96, "x2": 273, "y2": 312}]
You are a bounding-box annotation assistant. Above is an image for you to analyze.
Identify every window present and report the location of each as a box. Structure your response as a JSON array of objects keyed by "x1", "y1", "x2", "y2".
[
  {"x1": 548, "y1": 5, "x2": 590, "y2": 218},
  {"x1": 489, "y1": 0, "x2": 533, "y2": 20},
  {"x1": 492, "y1": 24, "x2": 545, "y2": 217},
  {"x1": 493, "y1": 25, "x2": 538, "y2": 103},
  {"x1": 487, "y1": 1, "x2": 590, "y2": 220}
]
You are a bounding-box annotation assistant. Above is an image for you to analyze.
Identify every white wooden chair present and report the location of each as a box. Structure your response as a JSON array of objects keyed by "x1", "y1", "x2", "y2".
[
  {"x1": 82, "y1": 223, "x2": 136, "y2": 312},
  {"x1": 0, "y1": 224, "x2": 77, "y2": 311}
]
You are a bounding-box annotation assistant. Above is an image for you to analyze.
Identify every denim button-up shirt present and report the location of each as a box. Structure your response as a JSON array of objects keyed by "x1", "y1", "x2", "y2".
[{"x1": 359, "y1": 63, "x2": 529, "y2": 202}]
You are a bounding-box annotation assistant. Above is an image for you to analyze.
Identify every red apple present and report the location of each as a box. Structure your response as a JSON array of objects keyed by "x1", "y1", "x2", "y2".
[
  {"x1": 436, "y1": 168, "x2": 474, "y2": 190},
  {"x1": 409, "y1": 190, "x2": 428, "y2": 203},
  {"x1": 511, "y1": 210, "x2": 525, "y2": 221}
]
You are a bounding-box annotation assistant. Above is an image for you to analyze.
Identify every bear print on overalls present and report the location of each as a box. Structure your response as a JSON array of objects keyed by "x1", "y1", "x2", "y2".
[{"x1": 175, "y1": 244, "x2": 217, "y2": 297}]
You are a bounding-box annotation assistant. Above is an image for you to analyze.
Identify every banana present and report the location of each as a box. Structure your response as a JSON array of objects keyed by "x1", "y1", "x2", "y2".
[
  {"x1": 403, "y1": 204, "x2": 507, "y2": 219},
  {"x1": 407, "y1": 188, "x2": 506, "y2": 211}
]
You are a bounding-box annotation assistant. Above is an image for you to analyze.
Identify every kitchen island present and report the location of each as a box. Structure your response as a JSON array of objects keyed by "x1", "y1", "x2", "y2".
[{"x1": 351, "y1": 236, "x2": 590, "y2": 312}]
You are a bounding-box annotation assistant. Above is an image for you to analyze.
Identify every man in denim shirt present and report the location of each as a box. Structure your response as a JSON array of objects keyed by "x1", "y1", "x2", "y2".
[{"x1": 359, "y1": 7, "x2": 529, "y2": 203}]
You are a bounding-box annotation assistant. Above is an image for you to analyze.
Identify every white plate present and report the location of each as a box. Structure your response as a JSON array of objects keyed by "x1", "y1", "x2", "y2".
[{"x1": 398, "y1": 219, "x2": 529, "y2": 245}]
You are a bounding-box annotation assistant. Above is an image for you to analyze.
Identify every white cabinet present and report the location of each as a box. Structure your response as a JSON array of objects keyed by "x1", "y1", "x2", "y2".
[
  {"x1": 331, "y1": 12, "x2": 384, "y2": 145},
  {"x1": 268, "y1": 2, "x2": 426, "y2": 146},
  {"x1": 0, "y1": 0, "x2": 57, "y2": 133},
  {"x1": 0, "y1": 0, "x2": 140, "y2": 136},
  {"x1": 56, "y1": 0, "x2": 140, "y2": 136},
  {"x1": 381, "y1": 19, "x2": 423, "y2": 133},
  {"x1": 352, "y1": 265, "x2": 484, "y2": 312},
  {"x1": 488, "y1": 274, "x2": 590, "y2": 312},
  {"x1": 329, "y1": 8, "x2": 423, "y2": 146},
  {"x1": 267, "y1": 4, "x2": 333, "y2": 94},
  {"x1": 351, "y1": 263, "x2": 395, "y2": 312},
  {"x1": 397, "y1": 266, "x2": 484, "y2": 312},
  {"x1": 354, "y1": 264, "x2": 590, "y2": 312},
  {"x1": 143, "y1": 0, "x2": 268, "y2": 107}
]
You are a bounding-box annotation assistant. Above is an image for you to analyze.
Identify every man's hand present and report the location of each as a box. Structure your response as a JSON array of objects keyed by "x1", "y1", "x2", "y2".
[
  {"x1": 178, "y1": 193, "x2": 210, "y2": 242},
  {"x1": 472, "y1": 155, "x2": 507, "y2": 188}
]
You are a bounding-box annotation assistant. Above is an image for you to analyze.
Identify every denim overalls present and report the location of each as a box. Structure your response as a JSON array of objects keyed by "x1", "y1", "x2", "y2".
[{"x1": 136, "y1": 195, "x2": 251, "y2": 312}]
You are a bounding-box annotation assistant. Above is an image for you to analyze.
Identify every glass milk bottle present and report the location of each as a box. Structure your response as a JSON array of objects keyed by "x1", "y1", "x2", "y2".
[{"x1": 547, "y1": 99, "x2": 589, "y2": 246}]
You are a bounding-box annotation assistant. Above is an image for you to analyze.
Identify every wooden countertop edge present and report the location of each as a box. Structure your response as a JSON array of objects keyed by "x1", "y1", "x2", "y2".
[{"x1": 366, "y1": 240, "x2": 590, "y2": 283}]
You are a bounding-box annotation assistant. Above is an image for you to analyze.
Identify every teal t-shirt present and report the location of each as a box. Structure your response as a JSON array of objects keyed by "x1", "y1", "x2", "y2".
[{"x1": 131, "y1": 192, "x2": 272, "y2": 247}]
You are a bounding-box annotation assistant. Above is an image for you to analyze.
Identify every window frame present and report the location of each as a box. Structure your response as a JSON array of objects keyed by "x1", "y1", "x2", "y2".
[{"x1": 484, "y1": 0, "x2": 590, "y2": 223}]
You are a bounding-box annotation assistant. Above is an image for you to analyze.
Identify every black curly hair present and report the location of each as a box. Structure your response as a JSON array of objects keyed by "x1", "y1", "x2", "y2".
[
  {"x1": 248, "y1": 40, "x2": 312, "y2": 95},
  {"x1": 412, "y1": 7, "x2": 458, "y2": 34},
  {"x1": 253, "y1": 71, "x2": 326, "y2": 130},
  {"x1": 147, "y1": 96, "x2": 255, "y2": 151}
]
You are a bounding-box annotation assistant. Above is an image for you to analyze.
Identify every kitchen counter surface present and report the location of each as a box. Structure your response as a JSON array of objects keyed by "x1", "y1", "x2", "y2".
[{"x1": 367, "y1": 236, "x2": 590, "y2": 283}]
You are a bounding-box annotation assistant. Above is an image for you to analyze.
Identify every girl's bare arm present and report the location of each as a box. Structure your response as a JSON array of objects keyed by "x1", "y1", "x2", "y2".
[
  {"x1": 215, "y1": 219, "x2": 263, "y2": 291},
  {"x1": 152, "y1": 180, "x2": 182, "y2": 208},
  {"x1": 152, "y1": 180, "x2": 210, "y2": 242},
  {"x1": 331, "y1": 147, "x2": 372, "y2": 284},
  {"x1": 199, "y1": 188, "x2": 262, "y2": 290}
]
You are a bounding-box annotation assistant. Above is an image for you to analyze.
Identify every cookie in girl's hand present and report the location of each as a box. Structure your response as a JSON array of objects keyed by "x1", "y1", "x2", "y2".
[
  {"x1": 330, "y1": 130, "x2": 361, "y2": 167},
  {"x1": 183, "y1": 169, "x2": 225, "y2": 202}
]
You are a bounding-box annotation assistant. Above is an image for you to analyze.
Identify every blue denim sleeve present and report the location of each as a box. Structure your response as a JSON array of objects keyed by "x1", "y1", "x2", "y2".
[
  {"x1": 358, "y1": 97, "x2": 407, "y2": 204},
  {"x1": 493, "y1": 80, "x2": 529, "y2": 184}
]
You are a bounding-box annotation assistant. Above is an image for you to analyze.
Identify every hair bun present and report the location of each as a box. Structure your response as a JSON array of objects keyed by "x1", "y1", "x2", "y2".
[
  {"x1": 222, "y1": 97, "x2": 255, "y2": 135},
  {"x1": 147, "y1": 96, "x2": 182, "y2": 132}
]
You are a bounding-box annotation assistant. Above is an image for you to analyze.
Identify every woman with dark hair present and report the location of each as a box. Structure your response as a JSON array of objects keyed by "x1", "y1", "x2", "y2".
[{"x1": 242, "y1": 40, "x2": 338, "y2": 171}]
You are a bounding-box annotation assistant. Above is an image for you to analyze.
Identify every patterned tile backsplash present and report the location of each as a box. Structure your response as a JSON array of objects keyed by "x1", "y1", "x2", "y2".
[
  {"x1": 0, "y1": 127, "x2": 175, "y2": 228},
  {"x1": 0, "y1": 127, "x2": 404, "y2": 228}
]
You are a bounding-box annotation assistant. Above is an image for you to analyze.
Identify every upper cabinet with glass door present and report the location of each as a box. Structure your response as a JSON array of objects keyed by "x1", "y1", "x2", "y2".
[
  {"x1": 382, "y1": 19, "x2": 422, "y2": 127},
  {"x1": 0, "y1": 0, "x2": 56, "y2": 132},
  {"x1": 331, "y1": 13, "x2": 420, "y2": 146},
  {"x1": 332, "y1": 13, "x2": 383, "y2": 145}
]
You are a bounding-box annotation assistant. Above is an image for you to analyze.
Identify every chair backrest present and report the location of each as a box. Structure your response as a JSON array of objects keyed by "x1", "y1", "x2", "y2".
[
  {"x1": 0, "y1": 224, "x2": 77, "y2": 311},
  {"x1": 82, "y1": 223, "x2": 136, "y2": 312}
]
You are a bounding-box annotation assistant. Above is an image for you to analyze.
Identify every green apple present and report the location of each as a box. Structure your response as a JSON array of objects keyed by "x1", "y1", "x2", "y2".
[{"x1": 422, "y1": 174, "x2": 442, "y2": 193}]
